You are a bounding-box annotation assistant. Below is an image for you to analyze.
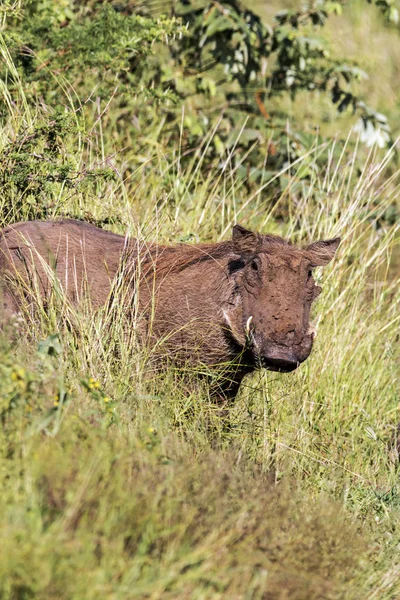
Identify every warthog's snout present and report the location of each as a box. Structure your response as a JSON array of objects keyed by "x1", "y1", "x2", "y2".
[
  {"x1": 248, "y1": 324, "x2": 314, "y2": 374},
  {"x1": 260, "y1": 350, "x2": 300, "y2": 373}
]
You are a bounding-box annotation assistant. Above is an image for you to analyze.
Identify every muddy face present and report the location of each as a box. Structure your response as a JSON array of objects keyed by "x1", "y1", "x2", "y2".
[{"x1": 224, "y1": 225, "x2": 340, "y2": 372}]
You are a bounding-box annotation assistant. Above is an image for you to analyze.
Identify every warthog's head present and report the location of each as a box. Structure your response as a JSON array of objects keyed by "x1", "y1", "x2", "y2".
[{"x1": 223, "y1": 225, "x2": 340, "y2": 372}]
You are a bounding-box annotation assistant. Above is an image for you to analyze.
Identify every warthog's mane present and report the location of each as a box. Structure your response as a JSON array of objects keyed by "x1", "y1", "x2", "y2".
[{"x1": 139, "y1": 234, "x2": 291, "y2": 278}]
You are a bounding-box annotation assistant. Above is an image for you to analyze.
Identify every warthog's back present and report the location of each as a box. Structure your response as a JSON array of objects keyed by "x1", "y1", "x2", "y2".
[{"x1": 0, "y1": 219, "x2": 132, "y2": 314}]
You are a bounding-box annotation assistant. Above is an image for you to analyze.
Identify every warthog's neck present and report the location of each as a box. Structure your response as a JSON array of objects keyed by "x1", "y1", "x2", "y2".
[{"x1": 136, "y1": 241, "x2": 255, "y2": 397}]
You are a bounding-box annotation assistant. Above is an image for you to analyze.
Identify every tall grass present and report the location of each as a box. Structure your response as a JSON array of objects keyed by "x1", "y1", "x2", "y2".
[{"x1": 0, "y1": 124, "x2": 399, "y2": 598}]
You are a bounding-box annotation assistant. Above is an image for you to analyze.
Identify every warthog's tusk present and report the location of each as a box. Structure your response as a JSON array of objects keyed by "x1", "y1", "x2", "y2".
[
  {"x1": 245, "y1": 315, "x2": 253, "y2": 335},
  {"x1": 308, "y1": 323, "x2": 317, "y2": 340}
]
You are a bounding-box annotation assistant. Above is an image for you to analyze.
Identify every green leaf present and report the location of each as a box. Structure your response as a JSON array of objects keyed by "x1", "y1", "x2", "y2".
[
  {"x1": 38, "y1": 334, "x2": 62, "y2": 357},
  {"x1": 325, "y1": 2, "x2": 343, "y2": 15},
  {"x1": 389, "y1": 6, "x2": 399, "y2": 23},
  {"x1": 213, "y1": 134, "x2": 225, "y2": 156},
  {"x1": 204, "y1": 15, "x2": 235, "y2": 40}
]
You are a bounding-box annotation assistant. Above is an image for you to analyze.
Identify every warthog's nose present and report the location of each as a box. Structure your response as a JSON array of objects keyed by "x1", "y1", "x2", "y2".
[
  {"x1": 284, "y1": 327, "x2": 296, "y2": 343},
  {"x1": 260, "y1": 353, "x2": 299, "y2": 373}
]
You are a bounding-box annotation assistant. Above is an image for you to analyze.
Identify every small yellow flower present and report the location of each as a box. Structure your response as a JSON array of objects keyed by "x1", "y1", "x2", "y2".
[
  {"x1": 148, "y1": 427, "x2": 156, "y2": 435},
  {"x1": 88, "y1": 377, "x2": 100, "y2": 389},
  {"x1": 103, "y1": 396, "x2": 110, "y2": 403},
  {"x1": 53, "y1": 401, "x2": 59, "y2": 407},
  {"x1": 12, "y1": 367, "x2": 26, "y2": 381}
]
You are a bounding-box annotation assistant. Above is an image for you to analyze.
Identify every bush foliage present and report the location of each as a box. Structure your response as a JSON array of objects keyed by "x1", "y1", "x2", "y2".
[{"x1": 0, "y1": 0, "x2": 398, "y2": 216}]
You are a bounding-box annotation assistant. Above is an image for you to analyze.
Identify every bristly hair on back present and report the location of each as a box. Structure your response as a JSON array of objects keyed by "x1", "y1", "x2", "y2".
[{"x1": 138, "y1": 233, "x2": 291, "y2": 278}]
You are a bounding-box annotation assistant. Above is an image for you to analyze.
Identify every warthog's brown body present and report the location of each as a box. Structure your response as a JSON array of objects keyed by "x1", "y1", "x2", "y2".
[{"x1": 0, "y1": 219, "x2": 340, "y2": 399}]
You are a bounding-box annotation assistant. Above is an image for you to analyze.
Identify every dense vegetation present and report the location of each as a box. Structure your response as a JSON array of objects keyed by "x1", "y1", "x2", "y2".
[{"x1": 0, "y1": 0, "x2": 399, "y2": 598}]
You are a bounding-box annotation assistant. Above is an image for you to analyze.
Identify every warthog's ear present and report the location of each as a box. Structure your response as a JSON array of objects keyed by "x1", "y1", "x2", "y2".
[
  {"x1": 304, "y1": 237, "x2": 341, "y2": 266},
  {"x1": 232, "y1": 224, "x2": 261, "y2": 255}
]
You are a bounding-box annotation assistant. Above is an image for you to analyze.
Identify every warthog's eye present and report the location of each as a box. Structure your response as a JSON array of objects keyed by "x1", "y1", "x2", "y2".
[
  {"x1": 307, "y1": 269, "x2": 313, "y2": 280},
  {"x1": 251, "y1": 259, "x2": 259, "y2": 272}
]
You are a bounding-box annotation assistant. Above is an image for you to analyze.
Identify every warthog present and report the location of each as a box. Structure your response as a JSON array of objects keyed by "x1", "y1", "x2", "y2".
[{"x1": 0, "y1": 219, "x2": 340, "y2": 399}]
